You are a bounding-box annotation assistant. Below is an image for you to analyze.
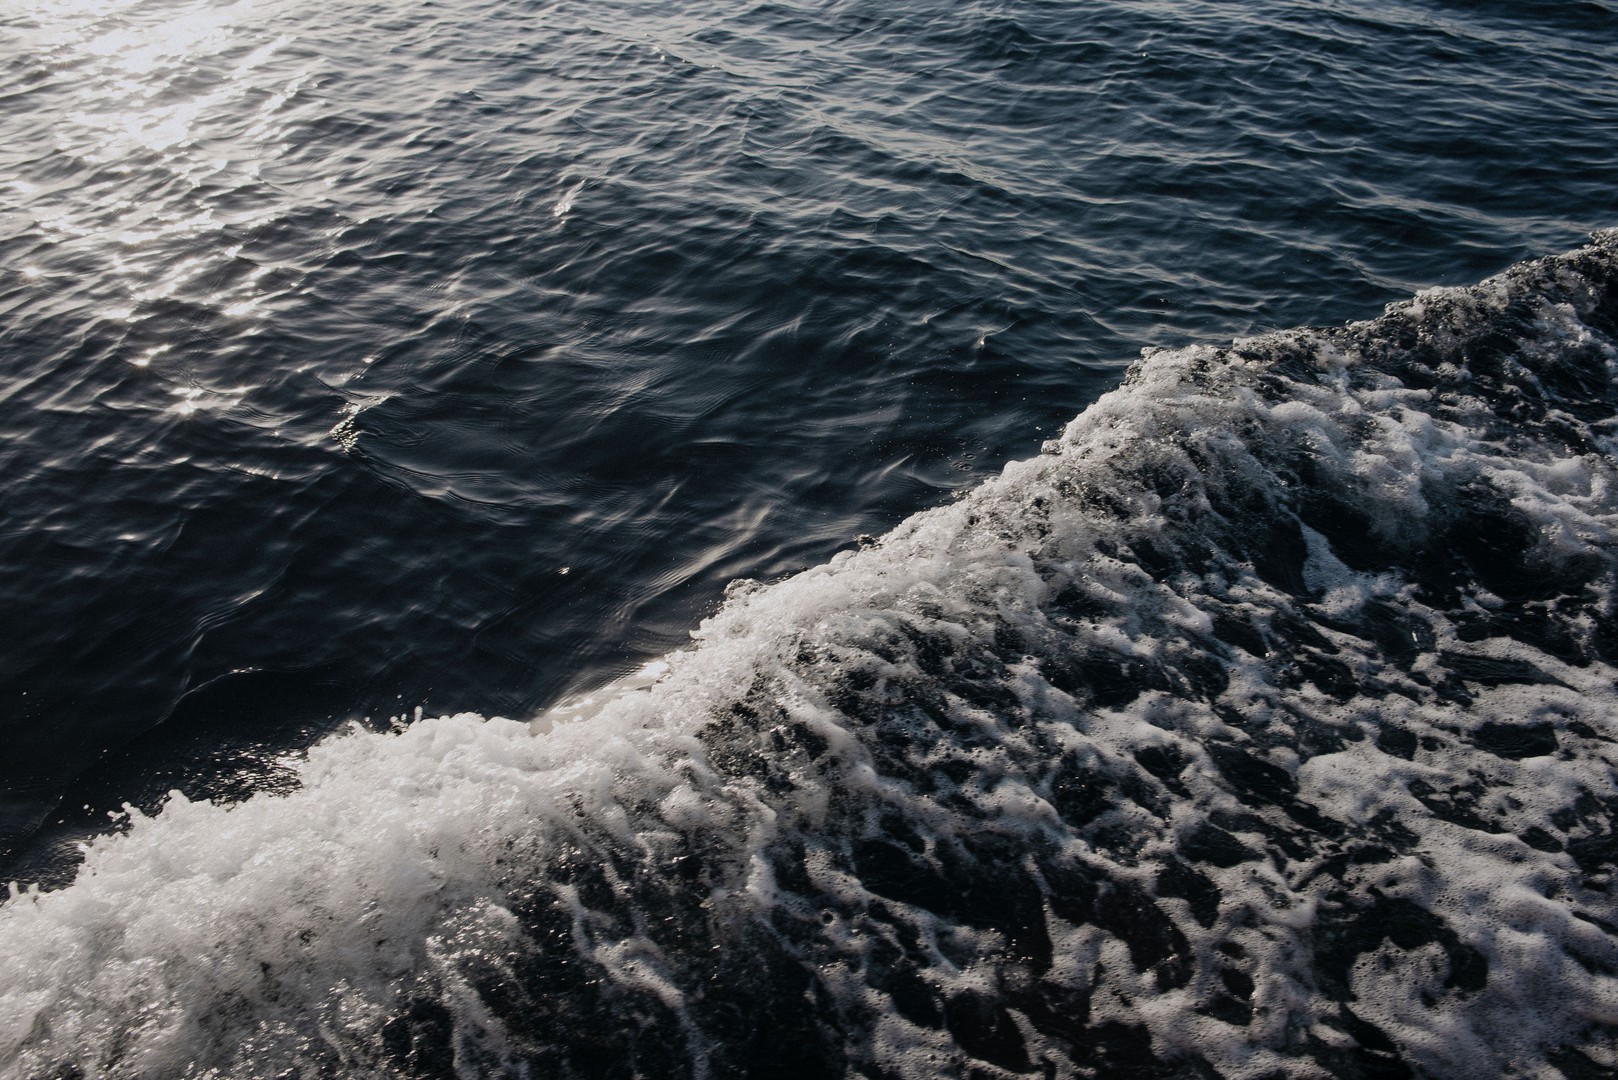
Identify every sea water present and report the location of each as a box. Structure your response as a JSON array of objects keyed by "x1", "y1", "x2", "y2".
[{"x1": 2, "y1": 0, "x2": 1617, "y2": 1076}]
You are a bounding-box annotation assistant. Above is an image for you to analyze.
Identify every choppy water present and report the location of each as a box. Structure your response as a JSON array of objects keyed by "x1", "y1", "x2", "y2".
[{"x1": 3, "y1": 0, "x2": 1617, "y2": 1076}]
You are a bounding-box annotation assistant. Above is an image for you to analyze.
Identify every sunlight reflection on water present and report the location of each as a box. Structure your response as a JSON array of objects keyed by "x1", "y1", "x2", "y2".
[{"x1": 14, "y1": 0, "x2": 309, "y2": 352}]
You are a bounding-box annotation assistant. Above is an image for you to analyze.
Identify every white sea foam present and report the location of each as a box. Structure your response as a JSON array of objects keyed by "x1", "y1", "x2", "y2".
[{"x1": 5, "y1": 232, "x2": 1618, "y2": 1077}]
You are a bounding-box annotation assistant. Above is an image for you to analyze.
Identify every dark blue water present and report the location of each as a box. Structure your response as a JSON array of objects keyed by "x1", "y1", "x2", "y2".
[{"x1": 3, "y1": 0, "x2": 1618, "y2": 1075}]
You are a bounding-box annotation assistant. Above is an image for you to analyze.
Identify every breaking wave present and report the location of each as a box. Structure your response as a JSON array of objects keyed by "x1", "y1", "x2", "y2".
[{"x1": 5, "y1": 232, "x2": 1618, "y2": 1078}]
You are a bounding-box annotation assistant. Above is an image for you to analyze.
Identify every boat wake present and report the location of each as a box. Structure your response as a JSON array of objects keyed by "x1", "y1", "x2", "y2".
[{"x1": 5, "y1": 233, "x2": 1618, "y2": 1078}]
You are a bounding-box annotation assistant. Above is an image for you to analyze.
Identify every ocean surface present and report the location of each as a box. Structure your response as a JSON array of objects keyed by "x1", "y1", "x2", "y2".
[{"x1": 3, "y1": 0, "x2": 1618, "y2": 1076}]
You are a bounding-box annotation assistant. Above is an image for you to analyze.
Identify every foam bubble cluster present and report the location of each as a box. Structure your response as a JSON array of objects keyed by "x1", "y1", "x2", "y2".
[{"x1": 5, "y1": 232, "x2": 1618, "y2": 1077}]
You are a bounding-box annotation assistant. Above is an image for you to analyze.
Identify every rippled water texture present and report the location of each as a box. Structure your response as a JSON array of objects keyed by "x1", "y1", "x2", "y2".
[{"x1": 2, "y1": 0, "x2": 1615, "y2": 866}]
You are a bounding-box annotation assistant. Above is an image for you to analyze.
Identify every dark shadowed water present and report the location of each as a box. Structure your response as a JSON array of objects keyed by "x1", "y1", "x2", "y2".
[{"x1": 3, "y1": 1, "x2": 1618, "y2": 1076}]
